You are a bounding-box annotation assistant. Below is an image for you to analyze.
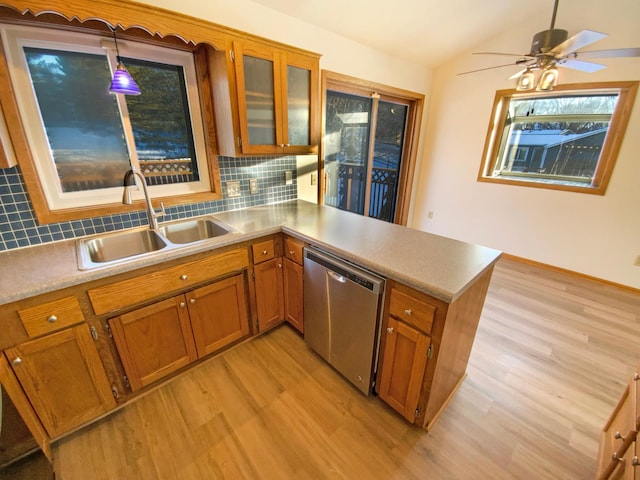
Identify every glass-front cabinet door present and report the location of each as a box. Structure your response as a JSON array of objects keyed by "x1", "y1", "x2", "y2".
[{"x1": 233, "y1": 41, "x2": 318, "y2": 155}]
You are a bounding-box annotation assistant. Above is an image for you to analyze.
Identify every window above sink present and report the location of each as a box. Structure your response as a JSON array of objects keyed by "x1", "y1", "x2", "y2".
[{"x1": 1, "y1": 24, "x2": 214, "y2": 212}]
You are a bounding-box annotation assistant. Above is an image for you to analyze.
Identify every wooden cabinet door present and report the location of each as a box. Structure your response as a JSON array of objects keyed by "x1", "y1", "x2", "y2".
[
  {"x1": 377, "y1": 317, "x2": 431, "y2": 422},
  {"x1": 254, "y1": 257, "x2": 284, "y2": 331},
  {"x1": 5, "y1": 325, "x2": 116, "y2": 437},
  {"x1": 109, "y1": 296, "x2": 198, "y2": 391},
  {"x1": 280, "y1": 51, "x2": 319, "y2": 155},
  {"x1": 233, "y1": 40, "x2": 282, "y2": 155},
  {"x1": 188, "y1": 274, "x2": 250, "y2": 358},
  {"x1": 283, "y1": 257, "x2": 303, "y2": 333}
]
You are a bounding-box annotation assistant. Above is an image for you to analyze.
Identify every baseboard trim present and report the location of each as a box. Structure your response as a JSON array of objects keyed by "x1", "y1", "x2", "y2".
[{"x1": 501, "y1": 253, "x2": 640, "y2": 295}]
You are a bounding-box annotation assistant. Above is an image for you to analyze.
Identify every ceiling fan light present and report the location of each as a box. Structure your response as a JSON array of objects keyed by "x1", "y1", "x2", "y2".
[
  {"x1": 516, "y1": 69, "x2": 536, "y2": 91},
  {"x1": 537, "y1": 66, "x2": 558, "y2": 91}
]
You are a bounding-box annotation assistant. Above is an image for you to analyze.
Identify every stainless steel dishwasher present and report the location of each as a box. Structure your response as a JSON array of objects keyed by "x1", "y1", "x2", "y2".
[{"x1": 303, "y1": 246, "x2": 385, "y2": 395}]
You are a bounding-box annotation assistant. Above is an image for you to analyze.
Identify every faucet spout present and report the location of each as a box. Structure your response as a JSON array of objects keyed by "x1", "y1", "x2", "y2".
[{"x1": 122, "y1": 168, "x2": 164, "y2": 230}]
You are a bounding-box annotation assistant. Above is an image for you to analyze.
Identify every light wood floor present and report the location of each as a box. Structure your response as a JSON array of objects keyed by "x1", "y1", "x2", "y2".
[{"x1": 52, "y1": 258, "x2": 640, "y2": 479}]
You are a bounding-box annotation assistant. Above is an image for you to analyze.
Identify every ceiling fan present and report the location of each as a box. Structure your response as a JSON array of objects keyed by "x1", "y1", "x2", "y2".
[{"x1": 459, "y1": 0, "x2": 640, "y2": 91}]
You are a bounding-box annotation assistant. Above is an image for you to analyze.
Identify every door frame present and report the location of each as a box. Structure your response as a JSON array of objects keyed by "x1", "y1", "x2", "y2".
[{"x1": 319, "y1": 70, "x2": 424, "y2": 225}]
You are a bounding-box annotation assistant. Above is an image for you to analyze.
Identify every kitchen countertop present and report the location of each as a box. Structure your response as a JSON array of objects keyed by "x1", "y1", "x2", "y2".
[{"x1": 0, "y1": 200, "x2": 501, "y2": 305}]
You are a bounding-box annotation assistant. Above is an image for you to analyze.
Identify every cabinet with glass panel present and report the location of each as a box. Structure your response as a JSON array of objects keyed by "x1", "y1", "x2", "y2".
[{"x1": 230, "y1": 39, "x2": 319, "y2": 156}]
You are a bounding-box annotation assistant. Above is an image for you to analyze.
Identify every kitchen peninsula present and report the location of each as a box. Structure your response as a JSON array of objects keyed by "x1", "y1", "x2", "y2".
[{"x1": 0, "y1": 200, "x2": 501, "y2": 461}]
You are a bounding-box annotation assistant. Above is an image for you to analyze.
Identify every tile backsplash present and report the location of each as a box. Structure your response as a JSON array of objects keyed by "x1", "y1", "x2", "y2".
[{"x1": 0, "y1": 156, "x2": 297, "y2": 251}]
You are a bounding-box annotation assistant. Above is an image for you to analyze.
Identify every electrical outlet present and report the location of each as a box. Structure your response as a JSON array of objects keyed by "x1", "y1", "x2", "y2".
[
  {"x1": 226, "y1": 180, "x2": 241, "y2": 198},
  {"x1": 249, "y1": 178, "x2": 258, "y2": 195},
  {"x1": 634, "y1": 255, "x2": 640, "y2": 267},
  {"x1": 285, "y1": 170, "x2": 293, "y2": 185},
  {"x1": 311, "y1": 173, "x2": 317, "y2": 186},
  {"x1": 427, "y1": 211, "x2": 434, "y2": 219}
]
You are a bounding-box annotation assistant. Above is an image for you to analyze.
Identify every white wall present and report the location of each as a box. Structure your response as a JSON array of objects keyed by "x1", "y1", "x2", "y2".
[{"x1": 411, "y1": 0, "x2": 640, "y2": 288}]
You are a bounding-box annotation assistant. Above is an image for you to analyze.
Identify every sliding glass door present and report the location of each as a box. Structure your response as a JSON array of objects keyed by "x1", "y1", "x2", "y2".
[{"x1": 322, "y1": 74, "x2": 419, "y2": 224}]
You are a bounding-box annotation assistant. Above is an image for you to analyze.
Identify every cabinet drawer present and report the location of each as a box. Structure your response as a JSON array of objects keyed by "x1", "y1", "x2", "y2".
[
  {"x1": 252, "y1": 239, "x2": 275, "y2": 264},
  {"x1": 389, "y1": 288, "x2": 435, "y2": 335},
  {"x1": 284, "y1": 237, "x2": 304, "y2": 265},
  {"x1": 18, "y1": 296, "x2": 84, "y2": 338},
  {"x1": 89, "y1": 248, "x2": 249, "y2": 315}
]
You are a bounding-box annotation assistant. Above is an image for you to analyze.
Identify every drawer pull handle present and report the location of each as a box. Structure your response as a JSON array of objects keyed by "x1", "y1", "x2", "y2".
[
  {"x1": 47, "y1": 315, "x2": 58, "y2": 323},
  {"x1": 387, "y1": 327, "x2": 394, "y2": 334},
  {"x1": 404, "y1": 309, "x2": 412, "y2": 316},
  {"x1": 13, "y1": 357, "x2": 22, "y2": 365},
  {"x1": 180, "y1": 275, "x2": 188, "y2": 281},
  {"x1": 289, "y1": 250, "x2": 295, "y2": 255},
  {"x1": 262, "y1": 250, "x2": 268, "y2": 255},
  {"x1": 190, "y1": 298, "x2": 196, "y2": 304}
]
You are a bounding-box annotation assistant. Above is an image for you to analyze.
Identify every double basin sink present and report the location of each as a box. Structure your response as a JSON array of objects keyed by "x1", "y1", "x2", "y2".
[{"x1": 77, "y1": 216, "x2": 235, "y2": 270}]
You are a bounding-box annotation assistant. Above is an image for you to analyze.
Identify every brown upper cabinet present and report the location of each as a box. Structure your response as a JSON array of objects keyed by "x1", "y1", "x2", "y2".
[{"x1": 212, "y1": 38, "x2": 319, "y2": 157}]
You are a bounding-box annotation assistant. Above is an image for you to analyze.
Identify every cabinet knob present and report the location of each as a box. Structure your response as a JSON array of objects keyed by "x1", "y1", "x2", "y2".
[
  {"x1": 277, "y1": 263, "x2": 282, "y2": 269},
  {"x1": 403, "y1": 309, "x2": 412, "y2": 316},
  {"x1": 262, "y1": 250, "x2": 268, "y2": 255},
  {"x1": 47, "y1": 315, "x2": 58, "y2": 323},
  {"x1": 190, "y1": 298, "x2": 196, "y2": 304},
  {"x1": 180, "y1": 275, "x2": 188, "y2": 281},
  {"x1": 289, "y1": 250, "x2": 295, "y2": 255},
  {"x1": 279, "y1": 144, "x2": 285, "y2": 148},
  {"x1": 285, "y1": 144, "x2": 290, "y2": 147},
  {"x1": 12, "y1": 357, "x2": 22, "y2": 365},
  {"x1": 634, "y1": 372, "x2": 639, "y2": 381},
  {"x1": 179, "y1": 302, "x2": 186, "y2": 308},
  {"x1": 632, "y1": 457, "x2": 639, "y2": 467},
  {"x1": 387, "y1": 327, "x2": 394, "y2": 333},
  {"x1": 615, "y1": 431, "x2": 626, "y2": 441}
]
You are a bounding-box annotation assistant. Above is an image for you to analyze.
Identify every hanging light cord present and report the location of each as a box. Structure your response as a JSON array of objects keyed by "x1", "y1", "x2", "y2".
[{"x1": 110, "y1": 25, "x2": 122, "y2": 63}]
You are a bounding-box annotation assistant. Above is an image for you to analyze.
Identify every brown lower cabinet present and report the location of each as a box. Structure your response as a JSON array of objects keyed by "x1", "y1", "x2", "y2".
[
  {"x1": 4, "y1": 324, "x2": 116, "y2": 437},
  {"x1": 254, "y1": 257, "x2": 285, "y2": 331},
  {"x1": 596, "y1": 368, "x2": 640, "y2": 480},
  {"x1": 377, "y1": 317, "x2": 431, "y2": 421},
  {"x1": 283, "y1": 257, "x2": 303, "y2": 333},
  {"x1": 109, "y1": 273, "x2": 249, "y2": 391}
]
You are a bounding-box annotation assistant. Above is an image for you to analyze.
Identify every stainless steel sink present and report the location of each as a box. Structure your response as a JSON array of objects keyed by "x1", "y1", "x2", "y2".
[
  {"x1": 76, "y1": 216, "x2": 236, "y2": 270},
  {"x1": 77, "y1": 229, "x2": 168, "y2": 269},
  {"x1": 158, "y1": 218, "x2": 230, "y2": 244}
]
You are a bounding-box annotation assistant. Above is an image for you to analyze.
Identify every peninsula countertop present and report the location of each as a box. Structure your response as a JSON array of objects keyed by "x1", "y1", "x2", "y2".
[{"x1": 0, "y1": 200, "x2": 502, "y2": 305}]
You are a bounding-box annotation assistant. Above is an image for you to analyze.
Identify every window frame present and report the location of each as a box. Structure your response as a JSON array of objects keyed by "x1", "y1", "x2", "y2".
[
  {"x1": 1, "y1": 23, "x2": 212, "y2": 210},
  {"x1": 478, "y1": 82, "x2": 638, "y2": 195}
]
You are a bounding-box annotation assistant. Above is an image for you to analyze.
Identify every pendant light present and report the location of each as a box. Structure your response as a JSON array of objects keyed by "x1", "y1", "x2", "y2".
[{"x1": 108, "y1": 26, "x2": 141, "y2": 95}]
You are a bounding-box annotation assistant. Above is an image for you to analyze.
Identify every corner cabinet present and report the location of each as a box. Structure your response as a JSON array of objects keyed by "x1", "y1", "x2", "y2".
[
  {"x1": 376, "y1": 266, "x2": 495, "y2": 430},
  {"x1": 283, "y1": 236, "x2": 304, "y2": 333},
  {"x1": 4, "y1": 324, "x2": 116, "y2": 438},
  {"x1": 252, "y1": 238, "x2": 285, "y2": 332},
  {"x1": 231, "y1": 40, "x2": 319, "y2": 156}
]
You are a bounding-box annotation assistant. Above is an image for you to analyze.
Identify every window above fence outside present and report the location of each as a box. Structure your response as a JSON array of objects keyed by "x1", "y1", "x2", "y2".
[
  {"x1": 478, "y1": 82, "x2": 638, "y2": 195},
  {"x1": 1, "y1": 23, "x2": 211, "y2": 211}
]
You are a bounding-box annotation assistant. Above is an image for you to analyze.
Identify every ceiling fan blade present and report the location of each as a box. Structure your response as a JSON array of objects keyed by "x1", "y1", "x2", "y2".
[
  {"x1": 558, "y1": 59, "x2": 606, "y2": 72},
  {"x1": 573, "y1": 47, "x2": 640, "y2": 59},
  {"x1": 472, "y1": 52, "x2": 534, "y2": 58},
  {"x1": 549, "y1": 29, "x2": 607, "y2": 56},
  {"x1": 457, "y1": 63, "x2": 524, "y2": 76}
]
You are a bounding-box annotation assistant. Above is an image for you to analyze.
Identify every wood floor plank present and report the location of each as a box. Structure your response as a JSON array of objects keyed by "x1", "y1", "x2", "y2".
[{"x1": 52, "y1": 258, "x2": 640, "y2": 479}]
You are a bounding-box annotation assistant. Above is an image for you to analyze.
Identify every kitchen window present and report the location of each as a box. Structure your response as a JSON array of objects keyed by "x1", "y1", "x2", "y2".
[
  {"x1": 478, "y1": 82, "x2": 638, "y2": 195},
  {"x1": 1, "y1": 24, "x2": 212, "y2": 211}
]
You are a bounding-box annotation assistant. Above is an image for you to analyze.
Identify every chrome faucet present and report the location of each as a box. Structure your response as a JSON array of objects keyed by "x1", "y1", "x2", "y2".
[{"x1": 122, "y1": 168, "x2": 165, "y2": 230}]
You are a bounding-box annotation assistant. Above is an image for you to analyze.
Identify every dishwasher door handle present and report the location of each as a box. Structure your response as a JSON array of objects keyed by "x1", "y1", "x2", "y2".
[{"x1": 327, "y1": 270, "x2": 347, "y2": 284}]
